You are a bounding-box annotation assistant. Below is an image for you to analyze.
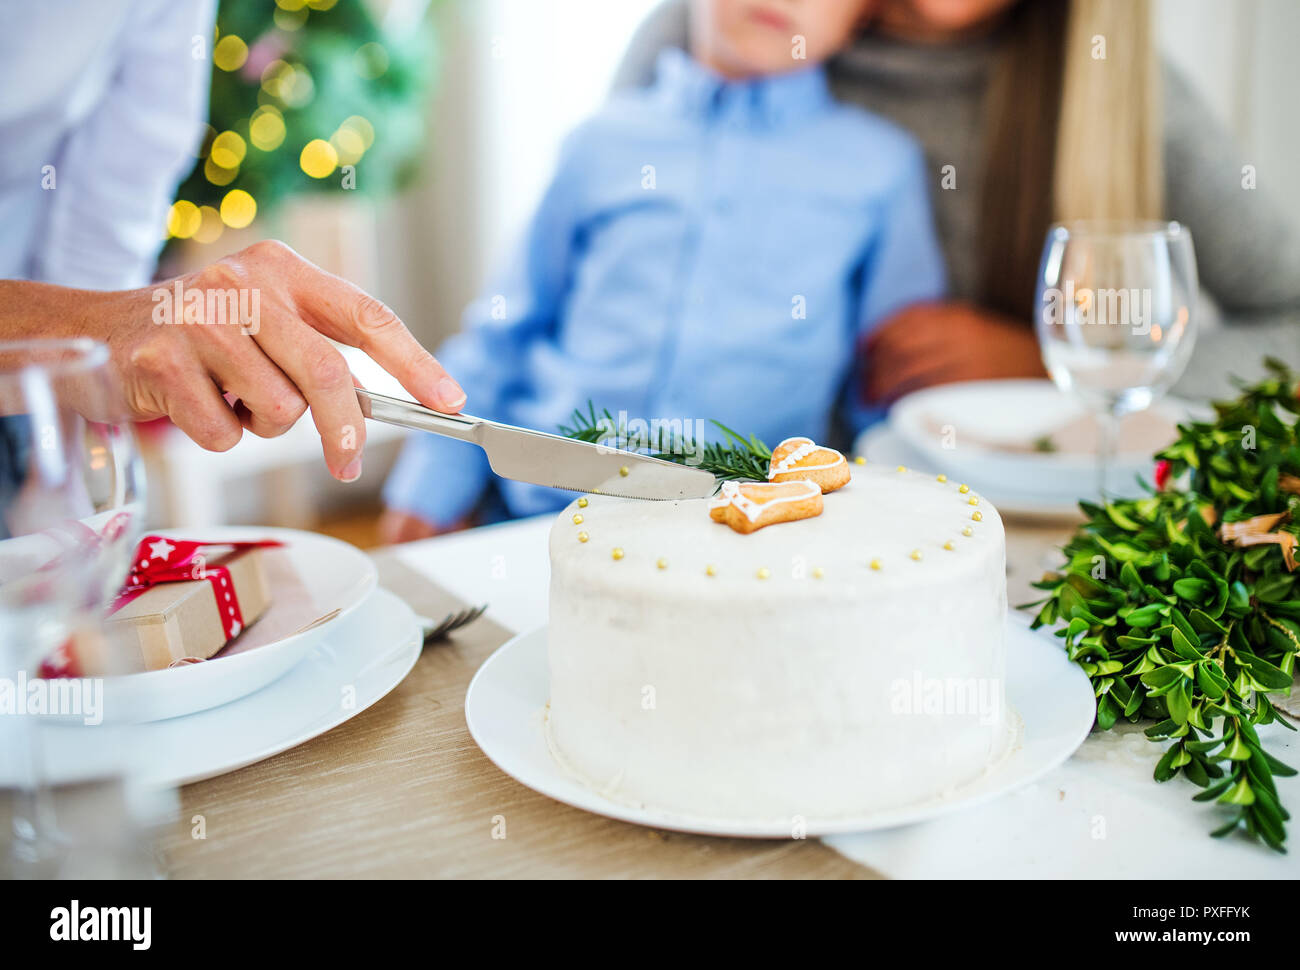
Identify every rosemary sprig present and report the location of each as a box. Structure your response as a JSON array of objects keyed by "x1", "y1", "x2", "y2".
[
  {"x1": 556, "y1": 402, "x2": 615, "y2": 445},
  {"x1": 558, "y1": 403, "x2": 772, "y2": 481},
  {"x1": 1024, "y1": 357, "x2": 1300, "y2": 853}
]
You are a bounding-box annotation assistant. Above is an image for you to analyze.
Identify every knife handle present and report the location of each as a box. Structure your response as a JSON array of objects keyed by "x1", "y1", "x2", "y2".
[{"x1": 355, "y1": 388, "x2": 480, "y2": 443}]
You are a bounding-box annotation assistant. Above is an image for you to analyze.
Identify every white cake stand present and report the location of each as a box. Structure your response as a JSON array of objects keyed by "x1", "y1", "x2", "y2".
[{"x1": 465, "y1": 616, "x2": 1096, "y2": 838}]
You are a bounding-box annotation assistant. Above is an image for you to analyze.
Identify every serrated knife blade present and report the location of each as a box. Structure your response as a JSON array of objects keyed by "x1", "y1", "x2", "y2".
[{"x1": 356, "y1": 388, "x2": 718, "y2": 501}]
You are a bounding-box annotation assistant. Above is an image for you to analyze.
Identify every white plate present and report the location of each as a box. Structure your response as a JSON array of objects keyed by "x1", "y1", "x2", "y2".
[
  {"x1": 101, "y1": 526, "x2": 377, "y2": 722},
  {"x1": 465, "y1": 617, "x2": 1096, "y2": 838},
  {"x1": 856, "y1": 425, "x2": 1085, "y2": 520},
  {"x1": 5, "y1": 586, "x2": 420, "y2": 788},
  {"x1": 888, "y1": 379, "x2": 1190, "y2": 503}
]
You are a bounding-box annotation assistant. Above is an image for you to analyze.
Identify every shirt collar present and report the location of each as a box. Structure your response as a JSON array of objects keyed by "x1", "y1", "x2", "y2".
[{"x1": 652, "y1": 47, "x2": 833, "y2": 127}]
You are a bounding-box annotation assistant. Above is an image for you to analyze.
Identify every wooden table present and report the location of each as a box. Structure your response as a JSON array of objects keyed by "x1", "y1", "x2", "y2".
[{"x1": 159, "y1": 516, "x2": 1077, "y2": 879}]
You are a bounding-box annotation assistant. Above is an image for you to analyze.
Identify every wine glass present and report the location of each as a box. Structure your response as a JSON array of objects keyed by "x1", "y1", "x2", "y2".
[
  {"x1": 0, "y1": 339, "x2": 146, "y2": 877},
  {"x1": 1035, "y1": 220, "x2": 1198, "y2": 499}
]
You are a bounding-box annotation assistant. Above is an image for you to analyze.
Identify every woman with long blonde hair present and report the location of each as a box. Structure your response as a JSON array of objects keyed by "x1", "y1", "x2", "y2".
[{"x1": 615, "y1": 0, "x2": 1300, "y2": 405}]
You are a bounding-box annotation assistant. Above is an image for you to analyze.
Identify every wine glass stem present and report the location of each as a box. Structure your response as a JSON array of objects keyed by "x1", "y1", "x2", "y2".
[
  {"x1": 1097, "y1": 407, "x2": 1120, "y2": 501},
  {"x1": 6, "y1": 719, "x2": 60, "y2": 877}
]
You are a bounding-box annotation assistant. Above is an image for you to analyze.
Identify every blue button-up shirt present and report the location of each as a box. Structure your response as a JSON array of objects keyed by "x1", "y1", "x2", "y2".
[{"x1": 384, "y1": 48, "x2": 944, "y2": 527}]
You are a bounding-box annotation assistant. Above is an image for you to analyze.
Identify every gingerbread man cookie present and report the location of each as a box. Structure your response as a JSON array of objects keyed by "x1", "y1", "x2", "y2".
[
  {"x1": 767, "y1": 437, "x2": 850, "y2": 493},
  {"x1": 709, "y1": 479, "x2": 823, "y2": 534}
]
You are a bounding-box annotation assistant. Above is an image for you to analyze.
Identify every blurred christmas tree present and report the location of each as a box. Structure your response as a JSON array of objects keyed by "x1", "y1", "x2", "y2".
[{"x1": 169, "y1": 0, "x2": 435, "y2": 244}]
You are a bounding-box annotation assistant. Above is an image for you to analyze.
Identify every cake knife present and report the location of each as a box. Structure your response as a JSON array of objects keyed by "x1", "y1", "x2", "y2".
[{"x1": 355, "y1": 388, "x2": 718, "y2": 501}]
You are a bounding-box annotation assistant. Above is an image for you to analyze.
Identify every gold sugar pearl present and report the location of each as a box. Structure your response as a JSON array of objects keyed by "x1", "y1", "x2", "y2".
[
  {"x1": 958, "y1": 484, "x2": 970, "y2": 494},
  {"x1": 968, "y1": 496, "x2": 979, "y2": 506},
  {"x1": 757, "y1": 567, "x2": 771, "y2": 580},
  {"x1": 943, "y1": 541, "x2": 955, "y2": 551},
  {"x1": 572, "y1": 513, "x2": 584, "y2": 524},
  {"x1": 619, "y1": 466, "x2": 629, "y2": 477},
  {"x1": 854, "y1": 456, "x2": 866, "y2": 465},
  {"x1": 705, "y1": 564, "x2": 718, "y2": 577},
  {"x1": 812, "y1": 567, "x2": 825, "y2": 579},
  {"x1": 870, "y1": 558, "x2": 883, "y2": 571},
  {"x1": 577, "y1": 531, "x2": 589, "y2": 543},
  {"x1": 962, "y1": 526, "x2": 974, "y2": 537},
  {"x1": 577, "y1": 497, "x2": 588, "y2": 508},
  {"x1": 936, "y1": 474, "x2": 947, "y2": 483},
  {"x1": 971, "y1": 510, "x2": 983, "y2": 522},
  {"x1": 656, "y1": 557, "x2": 667, "y2": 570},
  {"x1": 611, "y1": 547, "x2": 624, "y2": 560},
  {"x1": 896, "y1": 465, "x2": 907, "y2": 473},
  {"x1": 910, "y1": 549, "x2": 922, "y2": 561}
]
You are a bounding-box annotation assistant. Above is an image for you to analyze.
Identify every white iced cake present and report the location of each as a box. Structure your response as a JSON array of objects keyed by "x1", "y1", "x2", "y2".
[{"x1": 545, "y1": 462, "x2": 1013, "y2": 823}]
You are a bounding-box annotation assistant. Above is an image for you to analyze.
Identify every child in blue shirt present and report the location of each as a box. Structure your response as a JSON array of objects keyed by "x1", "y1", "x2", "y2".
[{"x1": 382, "y1": 0, "x2": 944, "y2": 538}]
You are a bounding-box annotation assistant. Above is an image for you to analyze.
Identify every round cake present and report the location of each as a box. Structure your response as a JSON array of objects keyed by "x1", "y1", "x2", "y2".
[{"x1": 545, "y1": 462, "x2": 1014, "y2": 823}]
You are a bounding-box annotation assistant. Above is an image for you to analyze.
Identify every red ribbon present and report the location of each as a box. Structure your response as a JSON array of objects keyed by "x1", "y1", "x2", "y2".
[{"x1": 111, "y1": 535, "x2": 283, "y2": 641}]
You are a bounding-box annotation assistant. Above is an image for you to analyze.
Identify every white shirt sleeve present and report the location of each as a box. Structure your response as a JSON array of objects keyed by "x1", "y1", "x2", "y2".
[{"x1": 32, "y1": 0, "x2": 216, "y2": 290}]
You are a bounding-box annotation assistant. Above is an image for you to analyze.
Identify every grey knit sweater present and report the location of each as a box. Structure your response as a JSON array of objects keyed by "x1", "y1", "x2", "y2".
[{"x1": 612, "y1": 0, "x2": 1300, "y2": 317}]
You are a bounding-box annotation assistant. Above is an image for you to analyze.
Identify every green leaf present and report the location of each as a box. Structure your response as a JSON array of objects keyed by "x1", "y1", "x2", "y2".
[
  {"x1": 1210, "y1": 814, "x2": 1243, "y2": 838},
  {"x1": 1221, "y1": 730, "x2": 1253, "y2": 761},
  {"x1": 1170, "y1": 627, "x2": 1205, "y2": 661},
  {"x1": 1122, "y1": 684, "x2": 1146, "y2": 717},
  {"x1": 1250, "y1": 788, "x2": 1287, "y2": 845},
  {"x1": 1247, "y1": 746, "x2": 1279, "y2": 797},
  {"x1": 1173, "y1": 578, "x2": 1210, "y2": 603},
  {"x1": 1141, "y1": 666, "x2": 1182, "y2": 690},
  {"x1": 1196, "y1": 663, "x2": 1227, "y2": 700},
  {"x1": 1168, "y1": 607, "x2": 1199, "y2": 644},
  {"x1": 1119, "y1": 561, "x2": 1144, "y2": 592},
  {"x1": 1166, "y1": 678, "x2": 1192, "y2": 725},
  {"x1": 1154, "y1": 742, "x2": 1181, "y2": 781},
  {"x1": 1145, "y1": 717, "x2": 1179, "y2": 739},
  {"x1": 1218, "y1": 775, "x2": 1256, "y2": 806},
  {"x1": 1264, "y1": 750, "x2": 1299, "y2": 778},
  {"x1": 1065, "y1": 572, "x2": 1108, "y2": 599},
  {"x1": 1092, "y1": 534, "x2": 1147, "y2": 564},
  {"x1": 1194, "y1": 778, "x2": 1234, "y2": 802},
  {"x1": 1096, "y1": 692, "x2": 1119, "y2": 731},
  {"x1": 1106, "y1": 503, "x2": 1143, "y2": 531},
  {"x1": 1189, "y1": 609, "x2": 1227, "y2": 636},
  {"x1": 1125, "y1": 604, "x2": 1167, "y2": 628},
  {"x1": 1239, "y1": 653, "x2": 1296, "y2": 691},
  {"x1": 1227, "y1": 581, "x2": 1251, "y2": 613},
  {"x1": 1256, "y1": 574, "x2": 1296, "y2": 604}
]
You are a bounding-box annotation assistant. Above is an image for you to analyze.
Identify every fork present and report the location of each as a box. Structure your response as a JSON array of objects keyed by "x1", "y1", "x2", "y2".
[{"x1": 417, "y1": 604, "x2": 489, "y2": 645}]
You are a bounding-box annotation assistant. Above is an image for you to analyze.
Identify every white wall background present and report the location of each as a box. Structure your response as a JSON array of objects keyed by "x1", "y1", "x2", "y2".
[
  {"x1": 470, "y1": 0, "x2": 664, "y2": 263},
  {"x1": 1157, "y1": 0, "x2": 1300, "y2": 228},
  {"x1": 381, "y1": 0, "x2": 660, "y2": 351}
]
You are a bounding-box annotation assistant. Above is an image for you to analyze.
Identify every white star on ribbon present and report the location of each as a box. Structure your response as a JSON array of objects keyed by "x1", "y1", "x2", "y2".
[{"x1": 148, "y1": 538, "x2": 176, "y2": 561}]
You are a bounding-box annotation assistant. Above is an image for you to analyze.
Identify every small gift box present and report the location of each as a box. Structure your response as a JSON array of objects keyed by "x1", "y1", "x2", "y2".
[
  {"x1": 41, "y1": 536, "x2": 282, "y2": 677},
  {"x1": 106, "y1": 543, "x2": 275, "y2": 672}
]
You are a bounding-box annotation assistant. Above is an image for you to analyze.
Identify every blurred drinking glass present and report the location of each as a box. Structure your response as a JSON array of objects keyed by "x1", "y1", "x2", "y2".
[
  {"x1": 0, "y1": 339, "x2": 147, "y2": 877},
  {"x1": 1035, "y1": 220, "x2": 1198, "y2": 498}
]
